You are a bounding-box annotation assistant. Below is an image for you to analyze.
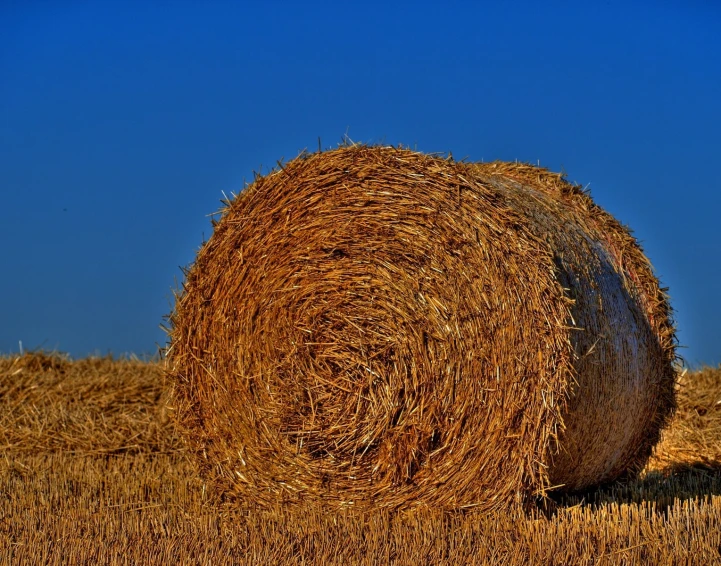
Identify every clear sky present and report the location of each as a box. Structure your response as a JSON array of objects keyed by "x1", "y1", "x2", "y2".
[{"x1": 1, "y1": 1, "x2": 719, "y2": 366}]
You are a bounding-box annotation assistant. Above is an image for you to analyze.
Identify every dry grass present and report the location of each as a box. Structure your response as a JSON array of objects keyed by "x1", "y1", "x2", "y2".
[
  {"x1": 167, "y1": 146, "x2": 677, "y2": 512},
  {"x1": 0, "y1": 354, "x2": 177, "y2": 454},
  {"x1": 1, "y1": 353, "x2": 719, "y2": 564},
  {"x1": 648, "y1": 365, "x2": 721, "y2": 472}
]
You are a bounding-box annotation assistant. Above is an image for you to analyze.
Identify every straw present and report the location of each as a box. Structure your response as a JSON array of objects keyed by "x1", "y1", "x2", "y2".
[{"x1": 166, "y1": 145, "x2": 677, "y2": 511}]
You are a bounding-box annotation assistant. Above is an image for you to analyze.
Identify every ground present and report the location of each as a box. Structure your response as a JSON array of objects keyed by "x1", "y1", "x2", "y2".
[{"x1": 1, "y1": 354, "x2": 719, "y2": 565}]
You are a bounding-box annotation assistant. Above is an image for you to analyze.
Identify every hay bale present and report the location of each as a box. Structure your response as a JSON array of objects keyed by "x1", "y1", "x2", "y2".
[{"x1": 166, "y1": 145, "x2": 677, "y2": 511}]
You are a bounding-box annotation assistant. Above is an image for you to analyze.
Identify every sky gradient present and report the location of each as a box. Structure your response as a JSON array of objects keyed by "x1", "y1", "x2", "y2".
[{"x1": 1, "y1": 1, "x2": 720, "y2": 366}]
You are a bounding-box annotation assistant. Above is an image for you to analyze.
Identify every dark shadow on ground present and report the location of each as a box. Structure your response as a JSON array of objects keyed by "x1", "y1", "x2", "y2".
[{"x1": 546, "y1": 459, "x2": 721, "y2": 516}]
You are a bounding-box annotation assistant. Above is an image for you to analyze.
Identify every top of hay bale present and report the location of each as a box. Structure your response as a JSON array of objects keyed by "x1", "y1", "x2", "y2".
[{"x1": 167, "y1": 145, "x2": 677, "y2": 511}]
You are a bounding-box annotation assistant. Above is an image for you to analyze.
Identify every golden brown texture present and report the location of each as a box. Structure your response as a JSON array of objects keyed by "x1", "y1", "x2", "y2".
[
  {"x1": 0, "y1": 353, "x2": 177, "y2": 454},
  {"x1": 166, "y1": 145, "x2": 677, "y2": 511},
  {"x1": 0, "y1": 355, "x2": 719, "y2": 565},
  {"x1": 649, "y1": 365, "x2": 721, "y2": 471}
]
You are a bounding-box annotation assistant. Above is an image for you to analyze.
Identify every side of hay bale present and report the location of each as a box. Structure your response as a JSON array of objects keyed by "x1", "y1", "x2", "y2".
[
  {"x1": 471, "y1": 162, "x2": 677, "y2": 490},
  {"x1": 167, "y1": 146, "x2": 676, "y2": 511}
]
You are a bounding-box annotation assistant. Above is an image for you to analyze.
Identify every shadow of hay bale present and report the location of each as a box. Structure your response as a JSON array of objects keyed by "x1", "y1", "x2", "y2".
[
  {"x1": 166, "y1": 145, "x2": 677, "y2": 512},
  {"x1": 548, "y1": 462, "x2": 721, "y2": 516}
]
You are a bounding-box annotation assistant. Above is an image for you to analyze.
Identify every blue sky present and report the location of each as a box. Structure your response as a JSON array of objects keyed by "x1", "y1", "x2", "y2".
[{"x1": 1, "y1": 1, "x2": 719, "y2": 366}]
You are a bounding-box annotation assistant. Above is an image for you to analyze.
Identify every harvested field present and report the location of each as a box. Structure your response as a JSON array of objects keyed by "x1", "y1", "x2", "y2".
[{"x1": 1, "y1": 353, "x2": 720, "y2": 565}]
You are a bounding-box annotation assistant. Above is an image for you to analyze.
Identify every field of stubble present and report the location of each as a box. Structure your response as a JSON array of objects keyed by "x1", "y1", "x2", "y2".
[{"x1": 1, "y1": 353, "x2": 719, "y2": 565}]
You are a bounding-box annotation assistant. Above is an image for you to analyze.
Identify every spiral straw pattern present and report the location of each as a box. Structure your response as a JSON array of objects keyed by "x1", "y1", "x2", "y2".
[{"x1": 167, "y1": 145, "x2": 676, "y2": 511}]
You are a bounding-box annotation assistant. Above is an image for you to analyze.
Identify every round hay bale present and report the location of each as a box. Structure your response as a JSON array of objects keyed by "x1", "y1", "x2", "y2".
[{"x1": 166, "y1": 145, "x2": 677, "y2": 511}]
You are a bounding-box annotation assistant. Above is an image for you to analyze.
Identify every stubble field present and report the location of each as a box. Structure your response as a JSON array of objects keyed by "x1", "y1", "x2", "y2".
[{"x1": 1, "y1": 353, "x2": 719, "y2": 565}]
